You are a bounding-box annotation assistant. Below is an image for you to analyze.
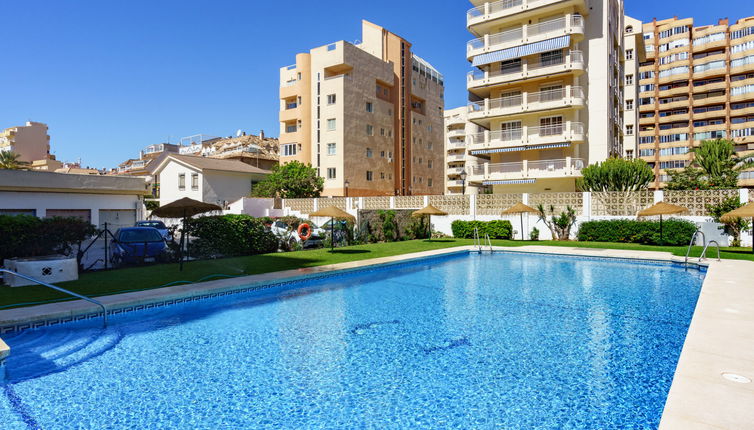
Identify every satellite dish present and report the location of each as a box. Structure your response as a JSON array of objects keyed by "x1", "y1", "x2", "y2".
[{"x1": 236, "y1": 129, "x2": 243, "y2": 137}]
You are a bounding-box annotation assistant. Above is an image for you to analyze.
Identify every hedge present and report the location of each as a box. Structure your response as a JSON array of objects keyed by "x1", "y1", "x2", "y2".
[
  {"x1": 357, "y1": 209, "x2": 428, "y2": 242},
  {"x1": 577, "y1": 219, "x2": 697, "y2": 246},
  {"x1": 451, "y1": 220, "x2": 513, "y2": 240},
  {"x1": 0, "y1": 215, "x2": 96, "y2": 262},
  {"x1": 185, "y1": 214, "x2": 278, "y2": 258}
]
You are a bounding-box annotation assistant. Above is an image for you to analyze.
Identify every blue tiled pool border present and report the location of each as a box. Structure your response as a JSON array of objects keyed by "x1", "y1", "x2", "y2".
[{"x1": 0, "y1": 249, "x2": 707, "y2": 335}]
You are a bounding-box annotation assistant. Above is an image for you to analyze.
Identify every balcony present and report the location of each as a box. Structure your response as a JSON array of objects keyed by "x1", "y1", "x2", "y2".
[
  {"x1": 447, "y1": 167, "x2": 466, "y2": 176},
  {"x1": 447, "y1": 179, "x2": 466, "y2": 188},
  {"x1": 468, "y1": 157, "x2": 584, "y2": 183},
  {"x1": 280, "y1": 104, "x2": 302, "y2": 122},
  {"x1": 447, "y1": 154, "x2": 466, "y2": 163},
  {"x1": 468, "y1": 50, "x2": 584, "y2": 92},
  {"x1": 467, "y1": 0, "x2": 586, "y2": 33},
  {"x1": 447, "y1": 129, "x2": 466, "y2": 138},
  {"x1": 467, "y1": 121, "x2": 585, "y2": 152},
  {"x1": 467, "y1": 86, "x2": 584, "y2": 124},
  {"x1": 447, "y1": 140, "x2": 467, "y2": 150},
  {"x1": 466, "y1": 15, "x2": 584, "y2": 61}
]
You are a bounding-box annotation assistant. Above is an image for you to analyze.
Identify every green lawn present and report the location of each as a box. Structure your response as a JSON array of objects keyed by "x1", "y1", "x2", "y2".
[{"x1": 1, "y1": 239, "x2": 751, "y2": 309}]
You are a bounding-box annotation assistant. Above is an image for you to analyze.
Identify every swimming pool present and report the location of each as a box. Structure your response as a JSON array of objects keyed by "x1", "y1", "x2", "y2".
[{"x1": 0, "y1": 251, "x2": 704, "y2": 429}]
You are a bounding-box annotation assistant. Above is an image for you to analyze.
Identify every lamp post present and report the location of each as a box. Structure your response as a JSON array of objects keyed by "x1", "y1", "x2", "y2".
[
  {"x1": 460, "y1": 169, "x2": 467, "y2": 195},
  {"x1": 344, "y1": 180, "x2": 350, "y2": 197}
]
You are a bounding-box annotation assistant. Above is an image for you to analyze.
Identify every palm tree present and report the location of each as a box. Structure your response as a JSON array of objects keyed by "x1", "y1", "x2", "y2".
[
  {"x1": 667, "y1": 139, "x2": 754, "y2": 189},
  {"x1": 0, "y1": 151, "x2": 28, "y2": 169}
]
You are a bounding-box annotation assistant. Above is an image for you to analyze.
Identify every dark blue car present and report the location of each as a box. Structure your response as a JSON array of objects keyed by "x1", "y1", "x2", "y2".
[{"x1": 111, "y1": 227, "x2": 169, "y2": 266}]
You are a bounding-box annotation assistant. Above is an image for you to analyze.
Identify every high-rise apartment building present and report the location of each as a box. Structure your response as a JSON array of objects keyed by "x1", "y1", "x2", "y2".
[
  {"x1": 279, "y1": 20, "x2": 445, "y2": 196},
  {"x1": 444, "y1": 107, "x2": 484, "y2": 195},
  {"x1": 638, "y1": 16, "x2": 754, "y2": 187},
  {"x1": 623, "y1": 16, "x2": 644, "y2": 159},
  {"x1": 465, "y1": 0, "x2": 626, "y2": 193},
  {"x1": 0, "y1": 121, "x2": 51, "y2": 163}
]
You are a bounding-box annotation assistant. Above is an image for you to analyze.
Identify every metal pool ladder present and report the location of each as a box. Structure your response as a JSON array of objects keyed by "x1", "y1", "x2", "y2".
[
  {"x1": 0, "y1": 269, "x2": 107, "y2": 328},
  {"x1": 684, "y1": 230, "x2": 705, "y2": 269},
  {"x1": 473, "y1": 227, "x2": 481, "y2": 252},
  {"x1": 699, "y1": 240, "x2": 721, "y2": 263},
  {"x1": 484, "y1": 233, "x2": 493, "y2": 253}
]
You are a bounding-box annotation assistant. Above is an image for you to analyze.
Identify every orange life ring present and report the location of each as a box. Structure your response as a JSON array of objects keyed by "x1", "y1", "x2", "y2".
[{"x1": 297, "y1": 223, "x2": 312, "y2": 241}]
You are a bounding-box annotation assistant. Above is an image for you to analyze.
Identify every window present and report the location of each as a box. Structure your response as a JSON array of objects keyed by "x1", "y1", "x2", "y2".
[
  {"x1": 327, "y1": 143, "x2": 336, "y2": 155},
  {"x1": 327, "y1": 119, "x2": 336, "y2": 131},
  {"x1": 380, "y1": 172, "x2": 385, "y2": 179},
  {"x1": 626, "y1": 74, "x2": 634, "y2": 85},
  {"x1": 380, "y1": 127, "x2": 385, "y2": 136},
  {"x1": 640, "y1": 136, "x2": 655, "y2": 144},
  {"x1": 501, "y1": 58, "x2": 522, "y2": 73},
  {"x1": 191, "y1": 173, "x2": 198, "y2": 190},
  {"x1": 366, "y1": 148, "x2": 373, "y2": 158},
  {"x1": 660, "y1": 160, "x2": 688, "y2": 169},
  {"x1": 626, "y1": 49, "x2": 634, "y2": 60},
  {"x1": 639, "y1": 149, "x2": 655, "y2": 157},
  {"x1": 626, "y1": 125, "x2": 634, "y2": 135},
  {"x1": 428, "y1": 178, "x2": 433, "y2": 187},
  {"x1": 639, "y1": 84, "x2": 655, "y2": 92},
  {"x1": 380, "y1": 150, "x2": 385, "y2": 157},
  {"x1": 327, "y1": 168, "x2": 336, "y2": 179},
  {"x1": 285, "y1": 124, "x2": 297, "y2": 133},
  {"x1": 693, "y1": 60, "x2": 725, "y2": 74},
  {"x1": 639, "y1": 70, "x2": 655, "y2": 80},
  {"x1": 427, "y1": 160, "x2": 433, "y2": 168},
  {"x1": 731, "y1": 26, "x2": 754, "y2": 40},
  {"x1": 366, "y1": 124, "x2": 374, "y2": 136},
  {"x1": 540, "y1": 50, "x2": 563, "y2": 66},
  {"x1": 539, "y1": 116, "x2": 563, "y2": 136},
  {"x1": 693, "y1": 32, "x2": 725, "y2": 46},
  {"x1": 658, "y1": 66, "x2": 689, "y2": 78},
  {"x1": 659, "y1": 147, "x2": 689, "y2": 156},
  {"x1": 282, "y1": 143, "x2": 297, "y2": 156},
  {"x1": 366, "y1": 171, "x2": 373, "y2": 181},
  {"x1": 366, "y1": 102, "x2": 373, "y2": 112},
  {"x1": 732, "y1": 40, "x2": 754, "y2": 54},
  {"x1": 626, "y1": 99, "x2": 634, "y2": 110},
  {"x1": 327, "y1": 94, "x2": 336, "y2": 105},
  {"x1": 178, "y1": 173, "x2": 185, "y2": 190}
]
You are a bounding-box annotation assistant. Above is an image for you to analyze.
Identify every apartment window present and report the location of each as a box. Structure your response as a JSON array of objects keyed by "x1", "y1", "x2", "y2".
[
  {"x1": 380, "y1": 127, "x2": 385, "y2": 136},
  {"x1": 626, "y1": 125, "x2": 634, "y2": 135},
  {"x1": 639, "y1": 71, "x2": 655, "y2": 80},
  {"x1": 626, "y1": 100, "x2": 634, "y2": 110},
  {"x1": 427, "y1": 142, "x2": 433, "y2": 150},
  {"x1": 626, "y1": 49, "x2": 634, "y2": 60},
  {"x1": 380, "y1": 150, "x2": 385, "y2": 158},
  {"x1": 626, "y1": 74, "x2": 634, "y2": 85},
  {"x1": 327, "y1": 119, "x2": 336, "y2": 131},
  {"x1": 694, "y1": 60, "x2": 725, "y2": 74},
  {"x1": 639, "y1": 149, "x2": 656, "y2": 157},
  {"x1": 659, "y1": 147, "x2": 689, "y2": 156},
  {"x1": 178, "y1": 173, "x2": 186, "y2": 190},
  {"x1": 660, "y1": 160, "x2": 688, "y2": 169},
  {"x1": 282, "y1": 143, "x2": 298, "y2": 156},
  {"x1": 191, "y1": 173, "x2": 199, "y2": 190},
  {"x1": 366, "y1": 124, "x2": 374, "y2": 136},
  {"x1": 732, "y1": 40, "x2": 754, "y2": 54},
  {"x1": 366, "y1": 171, "x2": 373, "y2": 181},
  {"x1": 428, "y1": 178, "x2": 433, "y2": 187},
  {"x1": 380, "y1": 172, "x2": 385, "y2": 179},
  {"x1": 540, "y1": 50, "x2": 563, "y2": 66},
  {"x1": 327, "y1": 168, "x2": 336, "y2": 179},
  {"x1": 639, "y1": 136, "x2": 655, "y2": 144},
  {"x1": 731, "y1": 26, "x2": 754, "y2": 40},
  {"x1": 366, "y1": 148, "x2": 373, "y2": 158},
  {"x1": 501, "y1": 58, "x2": 522, "y2": 74},
  {"x1": 427, "y1": 160, "x2": 433, "y2": 168},
  {"x1": 327, "y1": 94, "x2": 336, "y2": 105},
  {"x1": 285, "y1": 124, "x2": 297, "y2": 133},
  {"x1": 539, "y1": 116, "x2": 563, "y2": 136},
  {"x1": 659, "y1": 133, "x2": 689, "y2": 143},
  {"x1": 327, "y1": 143, "x2": 336, "y2": 155},
  {"x1": 366, "y1": 102, "x2": 373, "y2": 113}
]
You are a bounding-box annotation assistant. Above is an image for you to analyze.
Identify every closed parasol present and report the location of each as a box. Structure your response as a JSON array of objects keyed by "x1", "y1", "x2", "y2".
[
  {"x1": 309, "y1": 206, "x2": 355, "y2": 251},
  {"x1": 412, "y1": 204, "x2": 448, "y2": 239},
  {"x1": 151, "y1": 197, "x2": 222, "y2": 270},
  {"x1": 501, "y1": 202, "x2": 541, "y2": 240},
  {"x1": 720, "y1": 201, "x2": 754, "y2": 253},
  {"x1": 637, "y1": 201, "x2": 688, "y2": 245}
]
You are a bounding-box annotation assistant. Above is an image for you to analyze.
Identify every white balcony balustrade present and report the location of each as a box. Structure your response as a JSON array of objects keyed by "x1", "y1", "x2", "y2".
[
  {"x1": 467, "y1": 15, "x2": 584, "y2": 59},
  {"x1": 467, "y1": 121, "x2": 585, "y2": 151},
  {"x1": 467, "y1": 0, "x2": 585, "y2": 29},
  {"x1": 467, "y1": 50, "x2": 584, "y2": 89},
  {"x1": 468, "y1": 157, "x2": 584, "y2": 181},
  {"x1": 447, "y1": 154, "x2": 467, "y2": 162},
  {"x1": 467, "y1": 86, "x2": 584, "y2": 119}
]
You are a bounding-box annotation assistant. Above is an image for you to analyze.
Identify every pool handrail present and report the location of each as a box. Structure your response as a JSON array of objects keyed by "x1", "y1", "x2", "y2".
[
  {"x1": 699, "y1": 240, "x2": 721, "y2": 262},
  {"x1": 484, "y1": 233, "x2": 493, "y2": 252},
  {"x1": 684, "y1": 230, "x2": 706, "y2": 269},
  {"x1": 0, "y1": 269, "x2": 107, "y2": 328}
]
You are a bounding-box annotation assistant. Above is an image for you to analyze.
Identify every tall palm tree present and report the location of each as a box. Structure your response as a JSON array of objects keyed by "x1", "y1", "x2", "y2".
[
  {"x1": 0, "y1": 150, "x2": 28, "y2": 169},
  {"x1": 693, "y1": 139, "x2": 754, "y2": 186}
]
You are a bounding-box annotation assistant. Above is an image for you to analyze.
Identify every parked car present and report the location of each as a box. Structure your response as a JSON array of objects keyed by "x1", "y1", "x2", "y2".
[
  {"x1": 269, "y1": 220, "x2": 325, "y2": 249},
  {"x1": 111, "y1": 227, "x2": 170, "y2": 266},
  {"x1": 135, "y1": 220, "x2": 172, "y2": 240}
]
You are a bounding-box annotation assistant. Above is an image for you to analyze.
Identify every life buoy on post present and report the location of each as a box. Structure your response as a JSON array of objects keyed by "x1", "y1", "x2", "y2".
[{"x1": 297, "y1": 223, "x2": 312, "y2": 241}]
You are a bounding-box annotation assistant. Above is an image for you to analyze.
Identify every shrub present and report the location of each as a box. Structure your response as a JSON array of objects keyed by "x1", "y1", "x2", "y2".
[
  {"x1": 537, "y1": 204, "x2": 577, "y2": 240},
  {"x1": 185, "y1": 214, "x2": 277, "y2": 258},
  {"x1": 451, "y1": 220, "x2": 513, "y2": 239},
  {"x1": 530, "y1": 227, "x2": 540, "y2": 241},
  {"x1": 0, "y1": 215, "x2": 96, "y2": 262},
  {"x1": 379, "y1": 210, "x2": 397, "y2": 242},
  {"x1": 577, "y1": 219, "x2": 697, "y2": 246},
  {"x1": 144, "y1": 199, "x2": 160, "y2": 211}
]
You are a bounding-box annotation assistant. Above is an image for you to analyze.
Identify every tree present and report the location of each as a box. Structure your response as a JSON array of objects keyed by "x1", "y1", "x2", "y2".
[
  {"x1": 706, "y1": 196, "x2": 751, "y2": 247},
  {"x1": 666, "y1": 139, "x2": 754, "y2": 190},
  {"x1": 536, "y1": 204, "x2": 577, "y2": 241},
  {"x1": 577, "y1": 157, "x2": 654, "y2": 215},
  {"x1": 251, "y1": 161, "x2": 324, "y2": 198},
  {"x1": 0, "y1": 151, "x2": 29, "y2": 170}
]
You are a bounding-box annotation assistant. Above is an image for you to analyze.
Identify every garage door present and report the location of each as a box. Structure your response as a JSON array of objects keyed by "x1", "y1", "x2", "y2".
[
  {"x1": 98, "y1": 209, "x2": 136, "y2": 232},
  {"x1": 46, "y1": 209, "x2": 91, "y2": 222}
]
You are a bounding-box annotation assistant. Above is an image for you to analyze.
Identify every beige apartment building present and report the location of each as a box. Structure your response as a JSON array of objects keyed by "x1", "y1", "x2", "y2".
[
  {"x1": 638, "y1": 16, "x2": 754, "y2": 187},
  {"x1": 465, "y1": 0, "x2": 626, "y2": 193},
  {"x1": 0, "y1": 121, "x2": 51, "y2": 163},
  {"x1": 623, "y1": 16, "x2": 644, "y2": 159},
  {"x1": 279, "y1": 20, "x2": 445, "y2": 197},
  {"x1": 444, "y1": 106, "x2": 484, "y2": 194}
]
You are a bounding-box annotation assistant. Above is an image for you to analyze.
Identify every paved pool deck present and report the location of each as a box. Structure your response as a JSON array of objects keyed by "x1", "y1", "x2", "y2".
[{"x1": 1, "y1": 245, "x2": 752, "y2": 429}]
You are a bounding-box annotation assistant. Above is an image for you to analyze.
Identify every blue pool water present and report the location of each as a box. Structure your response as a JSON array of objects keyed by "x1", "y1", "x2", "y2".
[{"x1": 0, "y1": 252, "x2": 704, "y2": 429}]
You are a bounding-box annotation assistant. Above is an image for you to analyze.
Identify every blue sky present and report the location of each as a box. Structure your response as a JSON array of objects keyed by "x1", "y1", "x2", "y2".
[{"x1": 1, "y1": 0, "x2": 751, "y2": 168}]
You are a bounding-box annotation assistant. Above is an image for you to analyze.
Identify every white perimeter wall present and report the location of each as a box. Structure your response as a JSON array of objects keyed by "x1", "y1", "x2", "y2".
[{"x1": 0, "y1": 191, "x2": 143, "y2": 226}]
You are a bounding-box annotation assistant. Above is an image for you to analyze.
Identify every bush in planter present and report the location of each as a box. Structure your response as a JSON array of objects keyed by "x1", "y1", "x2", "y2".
[
  {"x1": 0, "y1": 215, "x2": 96, "y2": 262},
  {"x1": 577, "y1": 219, "x2": 697, "y2": 246},
  {"x1": 530, "y1": 227, "x2": 540, "y2": 241},
  {"x1": 450, "y1": 220, "x2": 513, "y2": 239},
  {"x1": 185, "y1": 214, "x2": 277, "y2": 258}
]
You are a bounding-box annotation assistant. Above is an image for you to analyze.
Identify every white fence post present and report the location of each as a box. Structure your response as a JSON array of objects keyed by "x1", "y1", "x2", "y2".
[
  {"x1": 389, "y1": 196, "x2": 395, "y2": 209},
  {"x1": 583, "y1": 191, "x2": 591, "y2": 220},
  {"x1": 740, "y1": 188, "x2": 749, "y2": 204},
  {"x1": 423, "y1": 196, "x2": 429, "y2": 207},
  {"x1": 313, "y1": 198, "x2": 319, "y2": 212},
  {"x1": 654, "y1": 189, "x2": 663, "y2": 203},
  {"x1": 522, "y1": 193, "x2": 529, "y2": 205},
  {"x1": 470, "y1": 194, "x2": 476, "y2": 219}
]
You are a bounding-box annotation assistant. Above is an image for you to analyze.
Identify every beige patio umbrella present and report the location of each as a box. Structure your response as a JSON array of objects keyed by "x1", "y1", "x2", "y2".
[
  {"x1": 309, "y1": 206, "x2": 355, "y2": 251},
  {"x1": 720, "y1": 201, "x2": 754, "y2": 253},
  {"x1": 151, "y1": 197, "x2": 222, "y2": 271},
  {"x1": 637, "y1": 201, "x2": 688, "y2": 246},
  {"x1": 501, "y1": 202, "x2": 541, "y2": 240},
  {"x1": 412, "y1": 204, "x2": 448, "y2": 239}
]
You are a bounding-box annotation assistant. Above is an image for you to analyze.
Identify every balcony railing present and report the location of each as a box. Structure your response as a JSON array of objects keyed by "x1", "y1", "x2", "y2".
[
  {"x1": 467, "y1": 0, "x2": 580, "y2": 27},
  {"x1": 467, "y1": 15, "x2": 583, "y2": 56},
  {"x1": 469, "y1": 158, "x2": 584, "y2": 179},
  {"x1": 447, "y1": 140, "x2": 467, "y2": 149},
  {"x1": 468, "y1": 50, "x2": 583, "y2": 87},
  {"x1": 467, "y1": 122, "x2": 585, "y2": 148},
  {"x1": 468, "y1": 86, "x2": 584, "y2": 116},
  {"x1": 447, "y1": 154, "x2": 466, "y2": 162},
  {"x1": 447, "y1": 180, "x2": 466, "y2": 187}
]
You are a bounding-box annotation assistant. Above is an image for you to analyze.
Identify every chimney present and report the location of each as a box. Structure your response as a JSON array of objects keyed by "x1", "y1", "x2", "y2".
[{"x1": 260, "y1": 130, "x2": 265, "y2": 139}]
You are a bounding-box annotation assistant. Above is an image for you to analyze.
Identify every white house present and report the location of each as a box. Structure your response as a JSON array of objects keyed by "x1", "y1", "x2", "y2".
[
  {"x1": 0, "y1": 169, "x2": 148, "y2": 229},
  {"x1": 152, "y1": 154, "x2": 271, "y2": 208}
]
